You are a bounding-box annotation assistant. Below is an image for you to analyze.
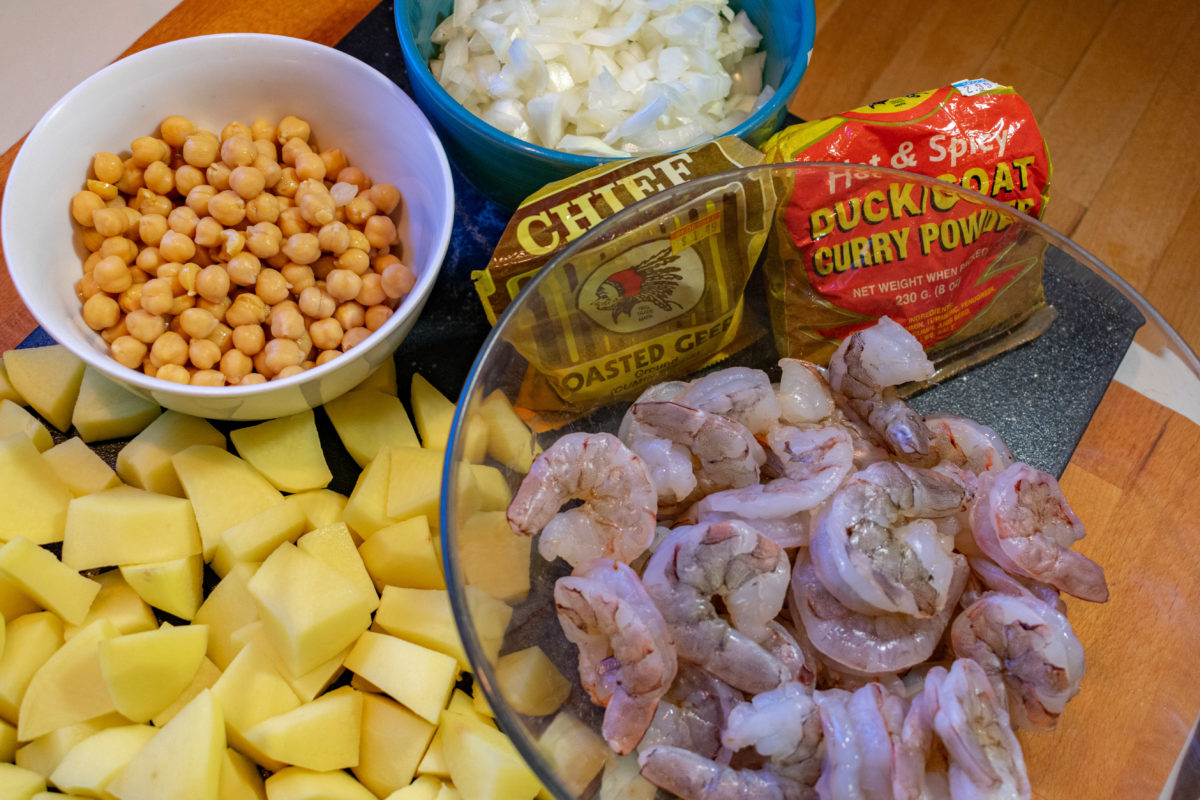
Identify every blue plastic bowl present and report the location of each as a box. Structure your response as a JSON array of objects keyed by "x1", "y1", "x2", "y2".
[{"x1": 395, "y1": 0, "x2": 816, "y2": 209}]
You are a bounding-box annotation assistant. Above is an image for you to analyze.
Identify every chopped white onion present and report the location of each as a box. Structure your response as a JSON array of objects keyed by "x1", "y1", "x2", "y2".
[{"x1": 429, "y1": 0, "x2": 773, "y2": 157}]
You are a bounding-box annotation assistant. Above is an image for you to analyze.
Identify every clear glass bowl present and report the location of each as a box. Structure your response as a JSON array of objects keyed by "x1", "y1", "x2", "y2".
[{"x1": 440, "y1": 163, "x2": 1200, "y2": 799}]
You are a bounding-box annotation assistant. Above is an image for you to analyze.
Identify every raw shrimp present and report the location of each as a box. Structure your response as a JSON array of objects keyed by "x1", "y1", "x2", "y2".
[
  {"x1": 791, "y1": 551, "x2": 968, "y2": 675},
  {"x1": 814, "y1": 681, "x2": 922, "y2": 800},
  {"x1": 923, "y1": 659, "x2": 1031, "y2": 800},
  {"x1": 638, "y1": 681, "x2": 823, "y2": 800},
  {"x1": 970, "y1": 461, "x2": 1109, "y2": 602},
  {"x1": 675, "y1": 366, "x2": 783, "y2": 435},
  {"x1": 554, "y1": 558, "x2": 677, "y2": 754},
  {"x1": 777, "y1": 358, "x2": 836, "y2": 425},
  {"x1": 951, "y1": 589, "x2": 1084, "y2": 730},
  {"x1": 619, "y1": 381, "x2": 696, "y2": 508},
  {"x1": 694, "y1": 424, "x2": 855, "y2": 535},
  {"x1": 642, "y1": 520, "x2": 792, "y2": 694},
  {"x1": 759, "y1": 619, "x2": 816, "y2": 687},
  {"x1": 507, "y1": 432, "x2": 656, "y2": 567},
  {"x1": 965, "y1": 555, "x2": 1064, "y2": 612},
  {"x1": 631, "y1": 401, "x2": 766, "y2": 495},
  {"x1": 828, "y1": 316, "x2": 935, "y2": 460},
  {"x1": 641, "y1": 663, "x2": 744, "y2": 760},
  {"x1": 925, "y1": 414, "x2": 1014, "y2": 475},
  {"x1": 809, "y1": 461, "x2": 968, "y2": 618}
]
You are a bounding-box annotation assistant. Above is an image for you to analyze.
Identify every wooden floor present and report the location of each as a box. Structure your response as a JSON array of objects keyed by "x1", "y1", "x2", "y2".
[{"x1": 788, "y1": 0, "x2": 1200, "y2": 358}]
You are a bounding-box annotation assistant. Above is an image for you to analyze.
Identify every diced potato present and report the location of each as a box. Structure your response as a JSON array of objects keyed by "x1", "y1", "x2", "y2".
[
  {"x1": 18, "y1": 620, "x2": 120, "y2": 741},
  {"x1": 473, "y1": 686, "x2": 494, "y2": 718},
  {"x1": 288, "y1": 488, "x2": 347, "y2": 529},
  {"x1": 248, "y1": 543, "x2": 373, "y2": 676},
  {"x1": 416, "y1": 727, "x2": 448, "y2": 777},
  {"x1": 211, "y1": 498, "x2": 308, "y2": 578},
  {"x1": 0, "y1": 762, "x2": 46, "y2": 799},
  {"x1": 229, "y1": 410, "x2": 332, "y2": 493},
  {"x1": 0, "y1": 357, "x2": 21, "y2": 404},
  {"x1": 465, "y1": 585, "x2": 514, "y2": 667},
  {"x1": 2, "y1": 345, "x2": 86, "y2": 432},
  {"x1": 496, "y1": 646, "x2": 571, "y2": 717},
  {"x1": 439, "y1": 708, "x2": 541, "y2": 800},
  {"x1": 342, "y1": 448, "x2": 393, "y2": 539},
  {"x1": 64, "y1": 569, "x2": 157, "y2": 641},
  {"x1": 410, "y1": 374, "x2": 456, "y2": 451},
  {"x1": 105, "y1": 689, "x2": 225, "y2": 800},
  {"x1": 211, "y1": 641, "x2": 301, "y2": 772},
  {"x1": 0, "y1": 574, "x2": 40, "y2": 621},
  {"x1": 0, "y1": 399, "x2": 53, "y2": 451},
  {"x1": 385, "y1": 775, "x2": 443, "y2": 800},
  {"x1": 460, "y1": 409, "x2": 489, "y2": 464},
  {"x1": 119, "y1": 554, "x2": 204, "y2": 621},
  {"x1": 357, "y1": 357, "x2": 398, "y2": 396},
  {"x1": 116, "y1": 411, "x2": 225, "y2": 497},
  {"x1": 324, "y1": 388, "x2": 419, "y2": 467},
  {"x1": 373, "y1": 587, "x2": 468, "y2": 672},
  {"x1": 599, "y1": 753, "x2": 659, "y2": 800},
  {"x1": 193, "y1": 563, "x2": 260, "y2": 669},
  {"x1": 263, "y1": 767, "x2": 377, "y2": 800},
  {"x1": 13, "y1": 713, "x2": 125, "y2": 781},
  {"x1": 243, "y1": 686, "x2": 363, "y2": 772},
  {"x1": 296, "y1": 523, "x2": 378, "y2": 611},
  {"x1": 479, "y1": 389, "x2": 539, "y2": 473},
  {"x1": 0, "y1": 613, "x2": 64, "y2": 724},
  {"x1": 229, "y1": 620, "x2": 348, "y2": 703},
  {"x1": 435, "y1": 783, "x2": 462, "y2": 800},
  {"x1": 62, "y1": 485, "x2": 202, "y2": 570},
  {"x1": 220, "y1": 747, "x2": 267, "y2": 800},
  {"x1": 470, "y1": 464, "x2": 512, "y2": 511},
  {"x1": 446, "y1": 688, "x2": 492, "y2": 725},
  {"x1": 0, "y1": 718, "x2": 15, "y2": 762},
  {"x1": 71, "y1": 366, "x2": 161, "y2": 443},
  {"x1": 344, "y1": 632, "x2": 457, "y2": 725},
  {"x1": 152, "y1": 657, "x2": 221, "y2": 727},
  {"x1": 458, "y1": 511, "x2": 532, "y2": 602},
  {"x1": 49, "y1": 724, "x2": 157, "y2": 797},
  {"x1": 385, "y1": 447, "x2": 445, "y2": 522},
  {"x1": 358, "y1": 517, "x2": 445, "y2": 592},
  {"x1": 537, "y1": 711, "x2": 610, "y2": 796},
  {"x1": 0, "y1": 434, "x2": 74, "y2": 545},
  {"x1": 41, "y1": 437, "x2": 122, "y2": 496},
  {"x1": 352, "y1": 692, "x2": 436, "y2": 798},
  {"x1": 0, "y1": 536, "x2": 100, "y2": 625},
  {"x1": 172, "y1": 444, "x2": 284, "y2": 559},
  {"x1": 98, "y1": 623, "x2": 209, "y2": 722}
]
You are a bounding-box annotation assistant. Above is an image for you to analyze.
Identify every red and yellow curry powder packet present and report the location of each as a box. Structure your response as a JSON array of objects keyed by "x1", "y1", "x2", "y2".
[{"x1": 760, "y1": 79, "x2": 1055, "y2": 369}]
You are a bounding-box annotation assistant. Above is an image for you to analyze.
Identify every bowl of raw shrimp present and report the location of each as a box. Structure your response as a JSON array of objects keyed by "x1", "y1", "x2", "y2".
[{"x1": 439, "y1": 163, "x2": 1200, "y2": 799}]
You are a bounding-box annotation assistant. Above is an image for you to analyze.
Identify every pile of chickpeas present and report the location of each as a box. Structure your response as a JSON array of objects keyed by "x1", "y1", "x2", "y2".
[{"x1": 69, "y1": 114, "x2": 418, "y2": 386}]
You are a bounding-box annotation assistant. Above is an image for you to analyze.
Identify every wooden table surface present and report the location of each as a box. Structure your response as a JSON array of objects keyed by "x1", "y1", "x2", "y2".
[{"x1": 1, "y1": 0, "x2": 1198, "y2": 796}]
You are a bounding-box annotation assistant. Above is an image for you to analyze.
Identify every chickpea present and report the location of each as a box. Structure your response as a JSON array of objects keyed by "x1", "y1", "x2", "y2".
[
  {"x1": 100, "y1": 236, "x2": 139, "y2": 264},
  {"x1": 175, "y1": 164, "x2": 205, "y2": 197},
  {"x1": 178, "y1": 307, "x2": 218, "y2": 339},
  {"x1": 198, "y1": 295, "x2": 232, "y2": 322},
  {"x1": 381, "y1": 261, "x2": 416, "y2": 298},
  {"x1": 325, "y1": 269, "x2": 363, "y2": 303},
  {"x1": 231, "y1": 323, "x2": 266, "y2": 355},
  {"x1": 140, "y1": 277, "x2": 175, "y2": 315},
  {"x1": 336, "y1": 166, "x2": 371, "y2": 191},
  {"x1": 120, "y1": 206, "x2": 142, "y2": 235},
  {"x1": 183, "y1": 131, "x2": 220, "y2": 168},
  {"x1": 347, "y1": 229, "x2": 371, "y2": 254},
  {"x1": 220, "y1": 348, "x2": 253, "y2": 383},
  {"x1": 208, "y1": 190, "x2": 246, "y2": 227},
  {"x1": 71, "y1": 190, "x2": 106, "y2": 226},
  {"x1": 364, "y1": 215, "x2": 398, "y2": 250},
  {"x1": 263, "y1": 338, "x2": 304, "y2": 374},
  {"x1": 221, "y1": 121, "x2": 253, "y2": 142},
  {"x1": 255, "y1": 268, "x2": 289, "y2": 305},
  {"x1": 294, "y1": 151, "x2": 327, "y2": 182},
  {"x1": 225, "y1": 293, "x2": 269, "y2": 327},
  {"x1": 227, "y1": 252, "x2": 262, "y2": 287},
  {"x1": 159, "y1": 115, "x2": 196, "y2": 148},
  {"x1": 134, "y1": 246, "x2": 164, "y2": 274},
  {"x1": 281, "y1": 263, "x2": 315, "y2": 294},
  {"x1": 101, "y1": 318, "x2": 129, "y2": 344},
  {"x1": 94, "y1": 255, "x2": 132, "y2": 293},
  {"x1": 134, "y1": 187, "x2": 173, "y2": 218},
  {"x1": 274, "y1": 167, "x2": 299, "y2": 198},
  {"x1": 191, "y1": 369, "x2": 226, "y2": 387},
  {"x1": 229, "y1": 165, "x2": 265, "y2": 199},
  {"x1": 252, "y1": 153, "x2": 282, "y2": 191},
  {"x1": 75, "y1": 273, "x2": 102, "y2": 301},
  {"x1": 357, "y1": 273, "x2": 387, "y2": 307},
  {"x1": 364, "y1": 303, "x2": 393, "y2": 332},
  {"x1": 205, "y1": 161, "x2": 232, "y2": 192},
  {"x1": 86, "y1": 179, "x2": 119, "y2": 201},
  {"x1": 82, "y1": 229, "x2": 107, "y2": 253},
  {"x1": 298, "y1": 191, "x2": 336, "y2": 227},
  {"x1": 277, "y1": 207, "x2": 310, "y2": 238},
  {"x1": 245, "y1": 192, "x2": 281, "y2": 225},
  {"x1": 110, "y1": 335, "x2": 148, "y2": 369},
  {"x1": 92, "y1": 152, "x2": 125, "y2": 184},
  {"x1": 130, "y1": 136, "x2": 170, "y2": 167},
  {"x1": 277, "y1": 116, "x2": 312, "y2": 144},
  {"x1": 317, "y1": 222, "x2": 351, "y2": 256},
  {"x1": 118, "y1": 284, "x2": 145, "y2": 314},
  {"x1": 333, "y1": 301, "x2": 365, "y2": 332},
  {"x1": 92, "y1": 207, "x2": 128, "y2": 238},
  {"x1": 298, "y1": 286, "x2": 336, "y2": 319},
  {"x1": 158, "y1": 230, "x2": 197, "y2": 263},
  {"x1": 366, "y1": 183, "x2": 401, "y2": 215},
  {"x1": 166, "y1": 206, "x2": 199, "y2": 237},
  {"x1": 188, "y1": 337, "x2": 223, "y2": 371},
  {"x1": 186, "y1": 184, "x2": 218, "y2": 216},
  {"x1": 281, "y1": 137, "x2": 311, "y2": 166},
  {"x1": 115, "y1": 159, "x2": 145, "y2": 195},
  {"x1": 239, "y1": 372, "x2": 268, "y2": 385},
  {"x1": 342, "y1": 326, "x2": 371, "y2": 351},
  {"x1": 310, "y1": 255, "x2": 336, "y2": 281},
  {"x1": 315, "y1": 349, "x2": 340, "y2": 367},
  {"x1": 218, "y1": 229, "x2": 246, "y2": 260},
  {"x1": 143, "y1": 160, "x2": 175, "y2": 195},
  {"x1": 220, "y1": 134, "x2": 256, "y2": 168},
  {"x1": 82, "y1": 293, "x2": 121, "y2": 330},
  {"x1": 269, "y1": 305, "x2": 306, "y2": 340},
  {"x1": 281, "y1": 232, "x2": 320, "y2": 265},
  {"x1": 308, "y1": 317, "x2": 344, "y2": 350},
  {"x1": 250, "y1": 118, "x2": 277, "y2": 142},
  {"x1": 344, "y1": 195, "x2": 377, "y2": 226},
  {"x1": 155, "y1": 364, "x2": 190, "y2": 383},
  {"x1": 126, "y1": 309, "x2": 167, "y2": 343},
  {"x1": 207, "y1": 322, "x2": 233, "y2": 352},
  {"x1": 194, "y1": 216, "x2": 223, "y2": 248}
]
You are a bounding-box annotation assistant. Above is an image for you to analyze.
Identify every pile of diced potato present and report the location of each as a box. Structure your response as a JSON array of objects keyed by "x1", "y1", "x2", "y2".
[{"x1": 0, "y1": 345, "x2": 615, "y2": 800}]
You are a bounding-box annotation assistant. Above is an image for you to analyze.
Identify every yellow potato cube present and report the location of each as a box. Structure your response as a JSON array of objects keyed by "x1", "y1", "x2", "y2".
[
  {"x1": 247, "y1": 543, "x2": 373, "y2": 676},
  {"x1": 219, "y1": 747, "x2": 267, "y2": 800},
  {"x1": 119, "y1": 554, "x2": 204, "y2": 621},
  {"x1": 0, "y1": 762, "x2": 46, "y2": 799},
  {"x1": 116, "y1": 411, "x2": 225, "y2": 497},
  {"x1": 352, "y1": 692, "x2": 436, "y2": 797},
  {"x1": 71, "y1": 366, "x2": 162, "y2": 443},
  {"x1": 41, "y1": 437, "x2": 122, "y2": 497},
  {"x1": 0, "y1": 612, "x2": 64, "y2": 723},
  {"x1": 243, "y1": 686, "x2": 363, "y2": 772},
  {"x1": 465, "y1": 586, "x2": 514, "y2": 667},
  {"x1": 105, "y1": 689, "x2": 224, "y2": 800},
  {"x1": 98, "y1": 623, "x2": 209, "y2": 722},
  {"x1": 416, "y1": 727, "x2": 448, "y2": 778},
  {"x1": 62, "y1": 485, "x2": 201, "y2": 570},
  {"x1": 342, "y1": 448, "x2": 394, "y2": 539},
  {"x1": 211, "y1": 640, "x2": 301, "y2": 772},
  {"x1": 172, "y1": 444, "x2": 284, "y2": 559},
  {"x1": 13, "y1": 713, "x2": 125, "y2": 780},
  {"x1": 358, "y1": 357, "x2": 398, "y2": 395},
  {"x1": 193, "y1": 563, "x2": 260, "y2": 669},
  {"x1": 263, "y1": 767, "x2": 377, "y2": 800},
  {"x1": 49, "y1": 724, "x2": 157, "y2": 797},
  {"x1": 0, "y1": 399, "x2": 52, "y2": 451},
  {"x1": 385, "y1": 775, "x2": 443, "y2": 800},
  {"x1": 0, "y1": 536, "x2": 100, "y2": 626},
  {"x1": 211, "y1": 498, "x2": 308, "y2": 578},
  {"x1": 0, "y1": 434, "x2": 74, "y2": 545},
  {"x1": 2, "y1": 345, "x2": 86, "y2": 432},
  {"x1": 0, "y1": 357, "x2": 20, "y2": 404},
  {"x1": 537, "y1": 711, "x2": 610, "y2": 796},
  {"x1": 410, "y1": 374, "x2": 456, "y2": 452},
  {"x1": 479, "y1": 389, "x2": 539, "y2": 473},
  {"x1": 296, "y1": 523, "x2": 378, "y2": 612},
  {"x1": 439, "y1": 709, "x2": 541, "y2": 800},
  {"x1": 64, "y1": 569, "x2": 157, "y2": 641},
  {"x1": 470, "y1": 464, "x2": 512, "y2": 511},
  {"x1": 344, "y1": 632, "x2": 457, "y2": 725},
  {"x1": 358, "y1": 516, "x2": 445, "y2": 591},
  {"x1": 288, "y1": 488, "x2": 348, "y2": 529},
  {"x1": 324, "y1": 388, "x2": 420, "y2": 467},
  {"x1": 599, "y1": 753, "x2": 659, "y2": 800},
  {"x1": 458, "y1": 511, "x2": 532, "y2": 602},
  {"x1": 385, "y1": 447, "x2": 445, "y2": 522},
  {"x1": 0, "y1": 718, "x2": 15, "y2": 762},
  {"x1": 229, "y1": 620, "x2": 348, "y2": 703},
  {"x1": 18, "y1": 620, "x2": 120, "y2": 741},
  {"x1": 0, "y1": 574, "x2": 40, "y2": 621},
  {"x1": 496, "y1": 646, "x2": 571, "y2": 717},
  {"x1": 373, "y1": 587, "x2": 468, "y2": 672},
  {"x1": 152, "y1": 657, "x2": 221, "y2": 727},
  {"x1": 435, "y1": 783, "x2": 461, "y2": 800},
  {"x1": 229, "y1": 410, "x2": 332, "y2": 493}
]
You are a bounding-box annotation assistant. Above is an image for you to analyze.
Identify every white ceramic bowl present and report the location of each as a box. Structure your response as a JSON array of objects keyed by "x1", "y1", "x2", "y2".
[{"x1": 2, "y1": 33, "x2": 454, "y2": 420}]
